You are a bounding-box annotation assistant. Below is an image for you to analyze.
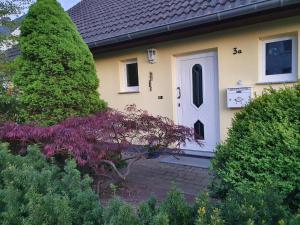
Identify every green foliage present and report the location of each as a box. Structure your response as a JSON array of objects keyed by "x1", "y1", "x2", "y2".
[
  {"x1": 151, "y1": 212, "x2": 169, "y2": 225},
  {"x1": 143, "y1": 188, "x2": 295, "y2": 225},
  {"x1": 194, "y1": 189, "x2": 294, "y2": 225},
  {"x1": 289, "y1": 213, "x2": 300, "y2": 225},
  {"x1": 195, "y1": 208, "x2": 224, "y2": 225},
  {"x1": 0, "y1": 142, "x2": 297, "y2": 225},
  {"x1": 103, "y1": 198, "x2": 124, "y2": 223},
  {"x1": 0, "y1": 62, "x2": 19, "y2": 123},
  {"x1": 13, "y1": 0, "x2": 106, "y2": 125},
  {"x1": 212, "y1": 84, "x2": 300, "y2": 208},
  {"x1": 138, "y1": 202, "x2": 155, "y2": 225},
  {"x1": 159, "y1": 185, "x2": 193, "y2": 225},
  {"x1": 103, "y1": 188, "x2": 193, "y2": 225},
  {"x1": 0, "y1": 90, "x2": 18, "y2": 123},
  {"x1": 103, "y1": 198, "x2": 140, "y2": 225},
  {"x1": 137, "y1": 196, "x2": 157, "y2": 225},
  {"x1": 194, "y1": 192, "x2": 224, "y2": 225},
  {"x1": 221, "y1": 189, "x2": 289, "y2": 225},
  {"x1": 0, "y1": 143, "x2": 103, "y2": 225},
  {"x1": 147, "y1": 196, "x2": 157, "y2": 212}
]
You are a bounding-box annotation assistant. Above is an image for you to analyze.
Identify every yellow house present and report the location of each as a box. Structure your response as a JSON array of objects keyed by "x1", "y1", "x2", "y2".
[{"x1": 69, "y1": 0, "x2": 300, "y2": 156}]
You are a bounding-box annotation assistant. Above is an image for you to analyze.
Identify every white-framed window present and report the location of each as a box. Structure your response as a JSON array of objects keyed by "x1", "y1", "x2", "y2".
[
  {"x1": 122, "y1": 59, "x2": 139, "y2": 92},
  {"x1": 261, "y1": 36, "x2": 297, "y2": 83}
]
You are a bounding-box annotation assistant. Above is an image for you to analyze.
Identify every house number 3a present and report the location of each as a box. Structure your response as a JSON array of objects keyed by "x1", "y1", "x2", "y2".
[{"x1": 233, "y1": 48, "x2": 242, "y2": 55}]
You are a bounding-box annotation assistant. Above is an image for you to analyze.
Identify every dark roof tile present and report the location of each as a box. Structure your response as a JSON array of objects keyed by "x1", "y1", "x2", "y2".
[
  {"x1": 69, "y1": 0, "x2": 290, "y2": 47},
  {"x1": 4, "y1": 46, "x2": 20, "y2": 61}
]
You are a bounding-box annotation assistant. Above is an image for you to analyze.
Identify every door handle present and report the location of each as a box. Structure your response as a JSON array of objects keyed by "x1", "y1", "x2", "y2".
[{"x1": 177, "y1": 87, "x2": 181, "y2": 99}]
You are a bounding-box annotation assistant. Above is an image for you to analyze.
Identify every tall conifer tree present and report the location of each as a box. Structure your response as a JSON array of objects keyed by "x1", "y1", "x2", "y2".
[{"x1": 14, "y1": 0, "x2": 106, "y2": 125}]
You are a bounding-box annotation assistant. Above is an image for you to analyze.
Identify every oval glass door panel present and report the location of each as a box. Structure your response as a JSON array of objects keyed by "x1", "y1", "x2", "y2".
[{"x1": 192, "y1": 64, "x2": 203, "y2": 108}]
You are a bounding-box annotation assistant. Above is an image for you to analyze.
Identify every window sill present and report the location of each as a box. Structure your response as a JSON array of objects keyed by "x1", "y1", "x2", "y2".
[
  {"x1": 256, "y1": 80, "x2": 298, "y2": 85},
  {"x1": 118, "y1": 91, "x2": 140, "y2": 94}
]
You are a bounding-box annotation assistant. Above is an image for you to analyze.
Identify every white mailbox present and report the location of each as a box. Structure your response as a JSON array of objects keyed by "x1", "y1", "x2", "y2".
[{"x1": 227, "y1": 87, "x2": 252, "y2": 108}]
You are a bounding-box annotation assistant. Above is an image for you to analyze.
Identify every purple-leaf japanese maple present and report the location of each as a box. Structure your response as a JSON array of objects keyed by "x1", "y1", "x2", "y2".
[{"x1": 0, "y1": 105, "x2": 198, "y2": 180}]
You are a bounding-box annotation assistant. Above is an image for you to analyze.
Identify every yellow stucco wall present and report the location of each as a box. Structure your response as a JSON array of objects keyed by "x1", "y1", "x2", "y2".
[{"x1": 94, "y1": 16, "x2": 300, "y2": 141}]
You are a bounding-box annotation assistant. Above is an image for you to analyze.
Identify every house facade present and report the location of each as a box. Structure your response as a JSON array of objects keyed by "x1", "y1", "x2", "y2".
[{"x1": 69, "y1": 0, "x2": 300, "y2": 155}]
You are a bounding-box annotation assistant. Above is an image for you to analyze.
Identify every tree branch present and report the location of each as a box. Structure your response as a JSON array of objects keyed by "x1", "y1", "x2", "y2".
[{"x1": 99, "y1": 153, "x2": 144, "y2": 180}]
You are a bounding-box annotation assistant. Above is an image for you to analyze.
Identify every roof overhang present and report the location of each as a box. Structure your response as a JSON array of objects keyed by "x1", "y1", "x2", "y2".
[{"x1": 90, "y1": 1, "x2": 300, "y2": 55}]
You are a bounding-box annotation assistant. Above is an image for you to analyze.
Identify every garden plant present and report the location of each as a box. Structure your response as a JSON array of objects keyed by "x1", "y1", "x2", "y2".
[
  {"x1": 0, "y1": 105, "x2": 196, "y2": 181},
  {"x1": 13, "y1": 0, "x2": 106, "y2": 125},
  {"x1": 212, "y1": 84, "x2": 300, "y2": 211},
  {"x1": 0, "y1": 84, "x2": 299, "y2": 224},
  {"x1": 0, "y1": 144, "x2": 297, "y2": 225},
  {"x1": 0, "y1": 0, "x2": 299, "y2": 223},
  {"x1": 0, "y1": 143, "x2": 103, "y2": 225}
]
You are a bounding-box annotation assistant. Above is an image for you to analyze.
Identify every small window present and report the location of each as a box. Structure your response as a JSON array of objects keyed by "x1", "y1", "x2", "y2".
[
  {"x1": 192, "y1": 64, "x2": 203, "y2": 108},
  {"x1": 123, "y1": 60, "x2": 139, "y2": 92},
  {"x1": 261, "y1": 36, "x2": 297, "y2": 83}
]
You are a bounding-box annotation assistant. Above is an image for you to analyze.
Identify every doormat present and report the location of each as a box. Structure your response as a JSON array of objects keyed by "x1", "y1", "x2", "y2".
[{"x1": 160, "y1": 155, "x2": 211, "y2": 169}]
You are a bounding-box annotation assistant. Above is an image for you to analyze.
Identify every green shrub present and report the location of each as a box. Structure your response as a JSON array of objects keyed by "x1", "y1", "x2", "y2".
[
  {"x1": 0, "y1": 142, "x2": 297, "y2": 225},
  {"x1": 159, "y1": 185, "x2": 193, "y2": 225},
  {"x1": 212, "y1": 84, "x2": 300, "y2": 209},
  {"x1": 195, "y1": 208, "x2": 224, "y2": 225},
  {"x1": 103, "y1": 198, "x2": 140, "y2": 225},
  {"x1": 221, "y1": 189, "x2": 289, "y2": 225},
  {"x1": 194, "y1": 189, "x2": 293, "y2": 225},
  {"x1": 138, "y1": 196, "x2": 157, "y2": 225},
  {"x1": 0, "y1": 143, "x2": 103, "y2": 225},
  {"x1": 13, "y1": 0, "x2": 106, "y2": 125},
  {"x1": 0, "y1": 91, "x2": 18, "y2": 123},
  {"x1": 151, "y1": 212, "x2": 169, "y2": 225},
  {"x1": 289, "y1": 213, "x2": 300, "y2": 225},
  {"x1": 138, "y1": 203, "x2": 154, "y2": 225},
  {"x1": 146, "y1": 196, "x2": 157, "y2": 212},
  {"x1": 194, "y1": 192, "x2": 224, "y2": 225},
  {"x1": 0, "y1": 64, "x2": 19, "y2": 123},
  {"x1": 103, "y1": 198, "x2": 124, "y2": 223}
]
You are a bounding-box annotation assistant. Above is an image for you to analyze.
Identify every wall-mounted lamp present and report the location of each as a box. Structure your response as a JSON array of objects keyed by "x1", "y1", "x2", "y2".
[{"x1": 147, "y1": 48, "x2": 157, "y2": 64}]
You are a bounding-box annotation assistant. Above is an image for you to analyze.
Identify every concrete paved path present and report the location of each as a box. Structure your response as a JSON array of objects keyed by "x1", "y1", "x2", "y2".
[{"x1": 100, "y1": 155, "x2": 211, "y2": 205}]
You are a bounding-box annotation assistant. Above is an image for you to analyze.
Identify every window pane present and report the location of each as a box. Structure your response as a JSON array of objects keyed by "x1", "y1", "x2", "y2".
[
  {"x1": 266, "y1": 39, "x2": 292, "y2": 75},
  {"x1": 194, "y1": 120, "x2": 204, "y2": 140},
  {"x1": 192, "y1": 64, "x2": 203, "y2": 108},
  {"x1": 126, "y1": 63, "x2": 139, "y2": 87}
]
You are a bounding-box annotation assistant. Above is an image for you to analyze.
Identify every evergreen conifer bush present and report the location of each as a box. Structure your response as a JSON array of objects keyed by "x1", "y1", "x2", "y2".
[
  {"x1": 159, "y1": 185, "x2": 193, "y2": 225},
  {"x1": 0, "y1": 143, "x2": 103, "y2": 225},
  {"x1": 289, "y1": 214, "x2": 300, "y2": 225},
  {"x1": 0, "y1": 90, "x2": 18, "y2": 123},
  {"x1": 0, "y1": 149, "x2": 296, "y2": 225},
  {"x1": 194, "y1": 189, "x2": 291, "y2": 225},
  {"x1": 13, "y1": 0, "x2": 106, "y2": 125},
  {"x1": 220, "y1": 189, "x2": 289, "y2": 225},
  {"x1": 137, "y1": 196, "x2": 158, "y2": 225},
  {"x1": 212, "y1": 84, "x2": 300, "y2": 209},
  {"x1": 138, "y1": 202, "x2": 155, "y2": 225},
  {"x1": 103, "y1": 198, "x2": 140, "y2": 225},
  {"x1": 151, "y1": 212, "x2": 170, "y2": 225}
]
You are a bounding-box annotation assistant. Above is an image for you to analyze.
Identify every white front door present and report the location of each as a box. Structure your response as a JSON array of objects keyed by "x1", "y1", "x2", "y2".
[{"x1": 176, "y1": 52, "x2": 219, "y2": 153}]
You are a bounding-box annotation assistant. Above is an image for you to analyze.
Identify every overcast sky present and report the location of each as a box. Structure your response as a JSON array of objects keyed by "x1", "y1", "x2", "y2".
[{"x1": 58, "y1": 0, "x2": 81, "y2": 10}]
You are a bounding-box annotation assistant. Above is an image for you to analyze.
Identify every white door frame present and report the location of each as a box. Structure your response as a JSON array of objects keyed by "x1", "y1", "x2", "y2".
[{"x1": 175, "y1": 51, "x2": 220, "y2": 156}]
